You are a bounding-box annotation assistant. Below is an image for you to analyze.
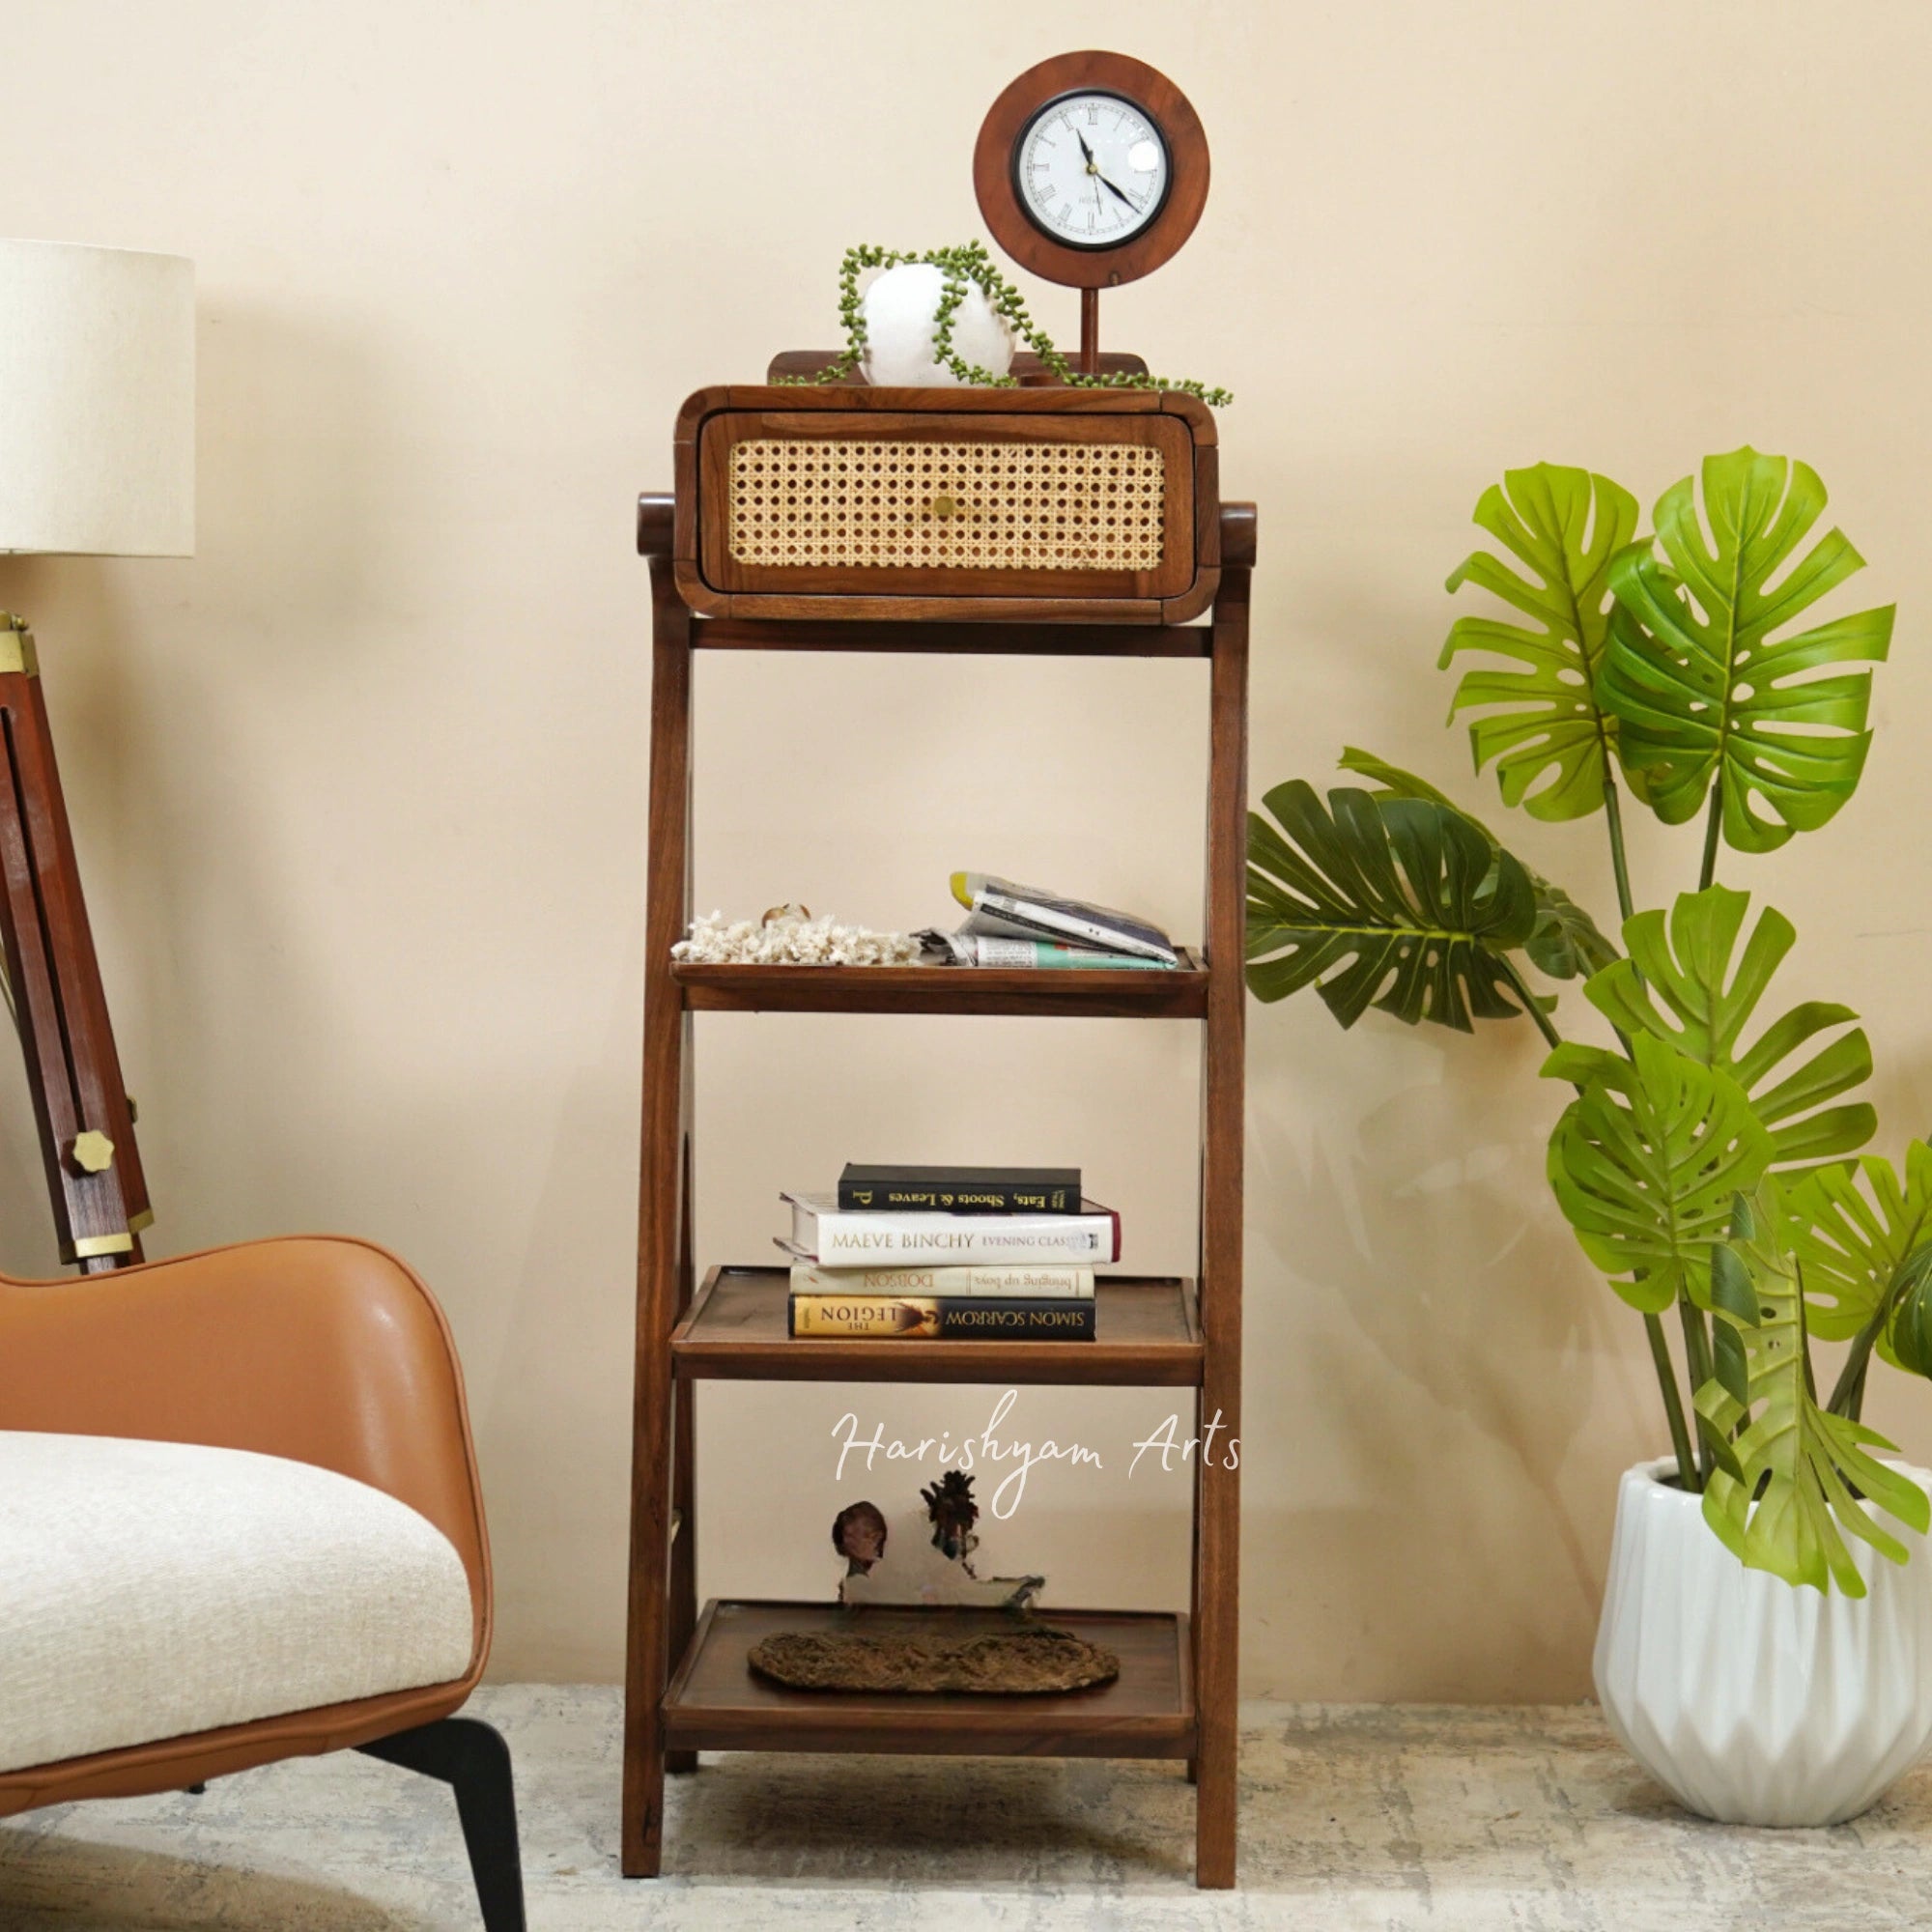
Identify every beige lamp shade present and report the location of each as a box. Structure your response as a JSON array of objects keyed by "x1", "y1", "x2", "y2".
[{"x1": 0, "y1": 240, "x2": 194, "y2": 556}]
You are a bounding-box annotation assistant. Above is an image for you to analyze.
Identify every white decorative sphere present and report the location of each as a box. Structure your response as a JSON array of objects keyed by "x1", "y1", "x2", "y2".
[{"x1": 859, "y1": 262, "x2": 1014, "y2": 388}]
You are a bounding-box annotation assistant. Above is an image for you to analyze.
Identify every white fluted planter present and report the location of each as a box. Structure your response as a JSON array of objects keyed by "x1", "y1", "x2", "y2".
[{"x1": 1595, "y1": 1456, "x2": 1932, "y2": 1826}]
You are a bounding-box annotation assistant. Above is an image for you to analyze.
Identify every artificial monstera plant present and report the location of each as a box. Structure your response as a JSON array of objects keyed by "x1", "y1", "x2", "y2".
[{"x1": 1248, "y1": 447, "x2": 1928, "y2": 1595}]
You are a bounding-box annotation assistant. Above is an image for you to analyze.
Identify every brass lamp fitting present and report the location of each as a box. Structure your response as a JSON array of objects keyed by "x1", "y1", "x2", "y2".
[
  {"x1": 0, "y1": 615, "x2": 39, "y2": 678},
  {"x1": 66, "y1": 1129, "x2": 115, "y2": 1175}
]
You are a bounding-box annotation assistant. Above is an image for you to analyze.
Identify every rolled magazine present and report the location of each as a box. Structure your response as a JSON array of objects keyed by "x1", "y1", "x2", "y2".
[{"x1": 945, "y1": 873, "x2": 1179, "y2": 965}]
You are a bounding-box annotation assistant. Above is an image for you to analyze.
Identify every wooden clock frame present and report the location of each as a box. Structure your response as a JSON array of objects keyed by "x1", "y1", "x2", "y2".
[{"x1": 973, "y1": 50, "x2": 1210, "y2": 368}]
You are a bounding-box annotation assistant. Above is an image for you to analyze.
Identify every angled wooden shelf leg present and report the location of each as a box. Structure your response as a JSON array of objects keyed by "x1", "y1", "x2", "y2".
[
  {"x1": 623, "y1": 558, "x2": 695, "y2": 1876},
  {"x1": 667, "y1": 1137, "x2": 699, "y2": 1776},
  {"x1": 1192, "y1": 563, "x2": 1248, "y2": 1889}
]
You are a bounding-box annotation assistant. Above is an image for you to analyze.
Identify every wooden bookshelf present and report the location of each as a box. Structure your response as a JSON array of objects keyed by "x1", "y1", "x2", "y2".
[{"x1": 625, "y1": 378, "x2": 1249, "y2": 1889}]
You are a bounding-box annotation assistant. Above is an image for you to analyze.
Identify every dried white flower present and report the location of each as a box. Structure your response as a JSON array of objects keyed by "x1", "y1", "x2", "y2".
[{"x1": 672, "y1": 909, "x2": 920, "y2": 968}]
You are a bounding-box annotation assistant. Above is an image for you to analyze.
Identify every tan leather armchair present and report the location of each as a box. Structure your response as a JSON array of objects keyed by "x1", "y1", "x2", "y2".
[{"x1": 0, "y1": 1234, "x2": 524, "y2": 1928}]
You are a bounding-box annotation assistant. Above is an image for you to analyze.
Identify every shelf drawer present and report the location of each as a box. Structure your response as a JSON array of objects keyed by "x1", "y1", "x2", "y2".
[{"x1": 671, "y1": 385, "x2": 1220, "y2": 623}]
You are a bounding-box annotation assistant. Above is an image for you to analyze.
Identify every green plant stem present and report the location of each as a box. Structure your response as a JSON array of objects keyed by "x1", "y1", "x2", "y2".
[
  {"x1": 1644, "y1": 1313, "x2": 1698, "y2": 1491},
  {"x1": 1601, "y1": 773, "x2": 1637, "y2": 925},
  {"x1": 1498, "y1": 957, "x2": 1563, "y2": 1053},
  {"x1": 1843, "y1": 1351, "x2": 1872, "y2": 1423},
  {"x1": 1599, "y1": 771, "x2": 1708, "y2": 1478},
  {"x1": 1677, "y1": 1299, "x2": 1716, "y2": 1489},
  {"x1": 1697, "y1": 787, "x2": 1723, "y2": 893},
  {"x1": 1828, "y1": 1303, "x2": 1888, "y2": 1421},
  {"x1": 1500, "y1": 948, "x2": 1697, "y2": 1480},
  {"x1": 785, "y1": 242, "x2": 1231, "y2": 403}
]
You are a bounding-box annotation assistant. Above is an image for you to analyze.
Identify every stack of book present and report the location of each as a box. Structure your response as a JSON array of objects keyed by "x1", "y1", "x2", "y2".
[
  {"x1": 919, "y1": 873, "x2": 1179, "y2": 971},
  {"x1": 779, "y1": 1163, "x2": 1115, "y2": 1341}
]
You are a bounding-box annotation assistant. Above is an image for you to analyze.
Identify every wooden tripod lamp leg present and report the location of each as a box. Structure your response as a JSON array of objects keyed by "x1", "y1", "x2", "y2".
[{"x1": 0, "y1": 617, "x2": 148, "y2": 1272}]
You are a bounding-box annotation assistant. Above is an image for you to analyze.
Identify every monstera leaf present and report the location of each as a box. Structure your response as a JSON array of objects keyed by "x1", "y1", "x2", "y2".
[
  {"x1": 1546, "y1": 1033, "x2": 1774, "y2": 1314},
  {"x1": 1246, "y1": 781, "x2": 1538, "y2": 1030},
  {"x1": 1577, "y1": 886, "x2": 1874, "y2": 1170},
  {"x1": 1886, "y1": 1247, "x2": 1932, "y2": 1379},
  {"x1": 1439, "y1": 464, "x2": 1642, "y2": 821},
  {"x1": 1601, "y1": 447, "x2": 1895, "y2": 854},
  {"x1": 1336, "y1": 748, "x2": 1617, "y2": 981},
  {"x1": 1784, "y1": 1143, "x2": 1932, "y2": 1352},
  {"x1": 1697, "y1": 1185, "x2": 1929, "y2": 1595}
]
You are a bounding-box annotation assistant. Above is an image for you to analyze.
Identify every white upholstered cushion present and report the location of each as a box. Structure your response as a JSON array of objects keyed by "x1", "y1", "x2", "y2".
[{"x1": 0, "y1": 1432, "x2": 475, "y2": 1775}]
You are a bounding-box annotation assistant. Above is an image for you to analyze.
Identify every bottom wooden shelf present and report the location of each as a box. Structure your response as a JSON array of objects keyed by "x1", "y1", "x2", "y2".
[{"x1": 663, "y1": 1600, "x2": 1195, "y2": 1758}]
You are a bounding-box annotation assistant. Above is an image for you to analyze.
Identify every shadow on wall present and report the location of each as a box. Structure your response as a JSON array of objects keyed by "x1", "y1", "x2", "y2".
[
  {"x1": 0, "y1": 298, "x2": 393, "y2": 1269},
  {"x1": 1242, "y1": 1014, "x2": 1643, "y2": 1700},
  {"x1": 125, "y1": 299, "x2": 392, "y2": 1249}
]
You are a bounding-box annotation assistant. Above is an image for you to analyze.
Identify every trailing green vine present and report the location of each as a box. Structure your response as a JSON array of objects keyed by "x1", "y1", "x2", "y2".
[{"x1": 782, "y1": 242, "x2": 1231, "y2": 405}]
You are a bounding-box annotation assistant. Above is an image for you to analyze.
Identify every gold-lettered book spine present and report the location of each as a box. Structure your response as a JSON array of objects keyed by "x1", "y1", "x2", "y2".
[{"x1": 787, "y1": 1295, "x2": 1096, "y2": 1340}]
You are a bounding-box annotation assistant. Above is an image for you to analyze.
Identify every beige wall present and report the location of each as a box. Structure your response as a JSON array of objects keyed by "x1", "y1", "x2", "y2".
[{"x1": 4, "y1": 0, "x2": 1930, "y2": 1699}]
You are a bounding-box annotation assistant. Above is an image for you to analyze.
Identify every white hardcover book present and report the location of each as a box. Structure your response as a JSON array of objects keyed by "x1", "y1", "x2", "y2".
[
  {"x1": 788, "y1": 1263, "x2": 1096, "y2": 1299},
  {"x1": 779, "y1": 1191, "x2": 1122, "y2": 1266}
]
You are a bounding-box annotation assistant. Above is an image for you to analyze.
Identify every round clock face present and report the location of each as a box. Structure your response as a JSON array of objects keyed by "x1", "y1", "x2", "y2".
[{"x1": 1012, "y1": 91, "x2": 1171, "y2": 251}]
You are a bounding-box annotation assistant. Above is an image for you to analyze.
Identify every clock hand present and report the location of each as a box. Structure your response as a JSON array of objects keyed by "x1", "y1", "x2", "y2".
[
  {"x1": 1096, "y1": 172, "x2": 1142, "y2": 213},
  {"x1": 1075, "y1": 128, "x2": 1097, "y2": 168}
]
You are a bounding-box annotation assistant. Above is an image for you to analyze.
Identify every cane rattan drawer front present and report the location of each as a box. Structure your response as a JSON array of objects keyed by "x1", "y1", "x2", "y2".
[
  {"x1": 674, "y1": 388, "x2": 1219, "y2": 622},
  {"x1": 729, "y1": 435, "x2": 1170, "y2": 574}
]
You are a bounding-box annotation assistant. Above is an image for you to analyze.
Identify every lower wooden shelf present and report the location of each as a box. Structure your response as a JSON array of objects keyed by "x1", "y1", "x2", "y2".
[
  {"x1": 672, "y1": 1266, "x2": 1204, "y2": 1385},
  {"x1": 663, "y1": 1600, "x2": 1195, "y2": 1758}
]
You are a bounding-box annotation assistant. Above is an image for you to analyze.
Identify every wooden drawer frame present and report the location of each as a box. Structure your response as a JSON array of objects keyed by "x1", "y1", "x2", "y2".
[{"x1": 671, "y1": 384, "x2": 1220, "y2": 623}]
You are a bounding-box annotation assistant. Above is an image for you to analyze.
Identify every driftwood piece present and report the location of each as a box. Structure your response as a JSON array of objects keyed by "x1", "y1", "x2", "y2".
[{"x1": 748, "y1": 1624, "x2": 1120, "y2": 1695}]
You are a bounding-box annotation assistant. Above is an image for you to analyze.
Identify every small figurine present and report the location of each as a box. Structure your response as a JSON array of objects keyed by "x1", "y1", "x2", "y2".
[{"x1": 834, "y1": 1471, "x2": 1042, "y2": 1611}]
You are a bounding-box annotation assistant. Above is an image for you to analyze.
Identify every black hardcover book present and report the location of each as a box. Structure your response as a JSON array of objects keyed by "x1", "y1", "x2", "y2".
[{"x1": 838, "y1": 1163, "x2": 1083, "y2": 1214}]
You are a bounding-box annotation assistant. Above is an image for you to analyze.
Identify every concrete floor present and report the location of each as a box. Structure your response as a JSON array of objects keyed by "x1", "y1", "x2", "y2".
[{"x1": 4, "y1": 1686, "x2": 1931, "y2": 1929}]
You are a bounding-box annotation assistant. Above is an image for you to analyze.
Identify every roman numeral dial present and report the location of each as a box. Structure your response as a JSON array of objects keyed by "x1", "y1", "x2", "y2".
[
  {"x1": 977, "y1": 53, "x2": 1208, "y2": 293},
  {"x1": 1013, "y1": 91, "x2": 1170, "y2": 250}
]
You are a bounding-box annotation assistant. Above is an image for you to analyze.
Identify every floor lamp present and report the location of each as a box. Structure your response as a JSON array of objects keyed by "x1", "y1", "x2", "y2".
[{"x1": 0, "y1": 240, "x2": 193, "y2": 1272}]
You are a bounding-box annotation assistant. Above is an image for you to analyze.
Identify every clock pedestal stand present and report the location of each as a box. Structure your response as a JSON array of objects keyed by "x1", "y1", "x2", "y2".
[{"x1": 621, "y1": 368, "x2": 1250, "y2": 1889}]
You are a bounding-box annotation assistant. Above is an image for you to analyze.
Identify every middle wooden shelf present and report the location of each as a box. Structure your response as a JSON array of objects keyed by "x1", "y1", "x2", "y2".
[
  {"x1": 671, "y1": 952, "x2": 1210, "y2": 1017},
  {"x1": 672, "y1": 1265, "x2": 1205, "y2": 1386}
]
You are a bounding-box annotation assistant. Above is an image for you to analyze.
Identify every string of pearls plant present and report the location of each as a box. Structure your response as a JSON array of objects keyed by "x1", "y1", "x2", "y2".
[{"x1": 784, "y1": 242, "x2": 1231, "y2": 406}]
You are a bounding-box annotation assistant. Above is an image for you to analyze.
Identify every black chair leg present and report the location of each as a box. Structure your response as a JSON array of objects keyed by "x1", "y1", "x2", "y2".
[{"x1": 357, "y1": 1716, "x2": 526, "y2": 1931}]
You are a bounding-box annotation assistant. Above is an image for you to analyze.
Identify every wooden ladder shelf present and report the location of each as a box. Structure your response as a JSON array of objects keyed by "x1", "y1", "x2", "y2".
[{"x1": 625, "y1": 378, "x2": 1251, "y2": 1889}]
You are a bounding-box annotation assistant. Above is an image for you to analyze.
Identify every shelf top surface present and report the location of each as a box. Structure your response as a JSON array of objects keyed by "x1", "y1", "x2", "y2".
[
  {"x1": 671, "y1": 952, "x2": 1209, "y2": 1018},
  {"x1": 673, "y1": 1267, "x2": 1203, "y2": 1386},
  {"x1": 664, "y1": 1599, "x2": 1193, "y2": 1756}
]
